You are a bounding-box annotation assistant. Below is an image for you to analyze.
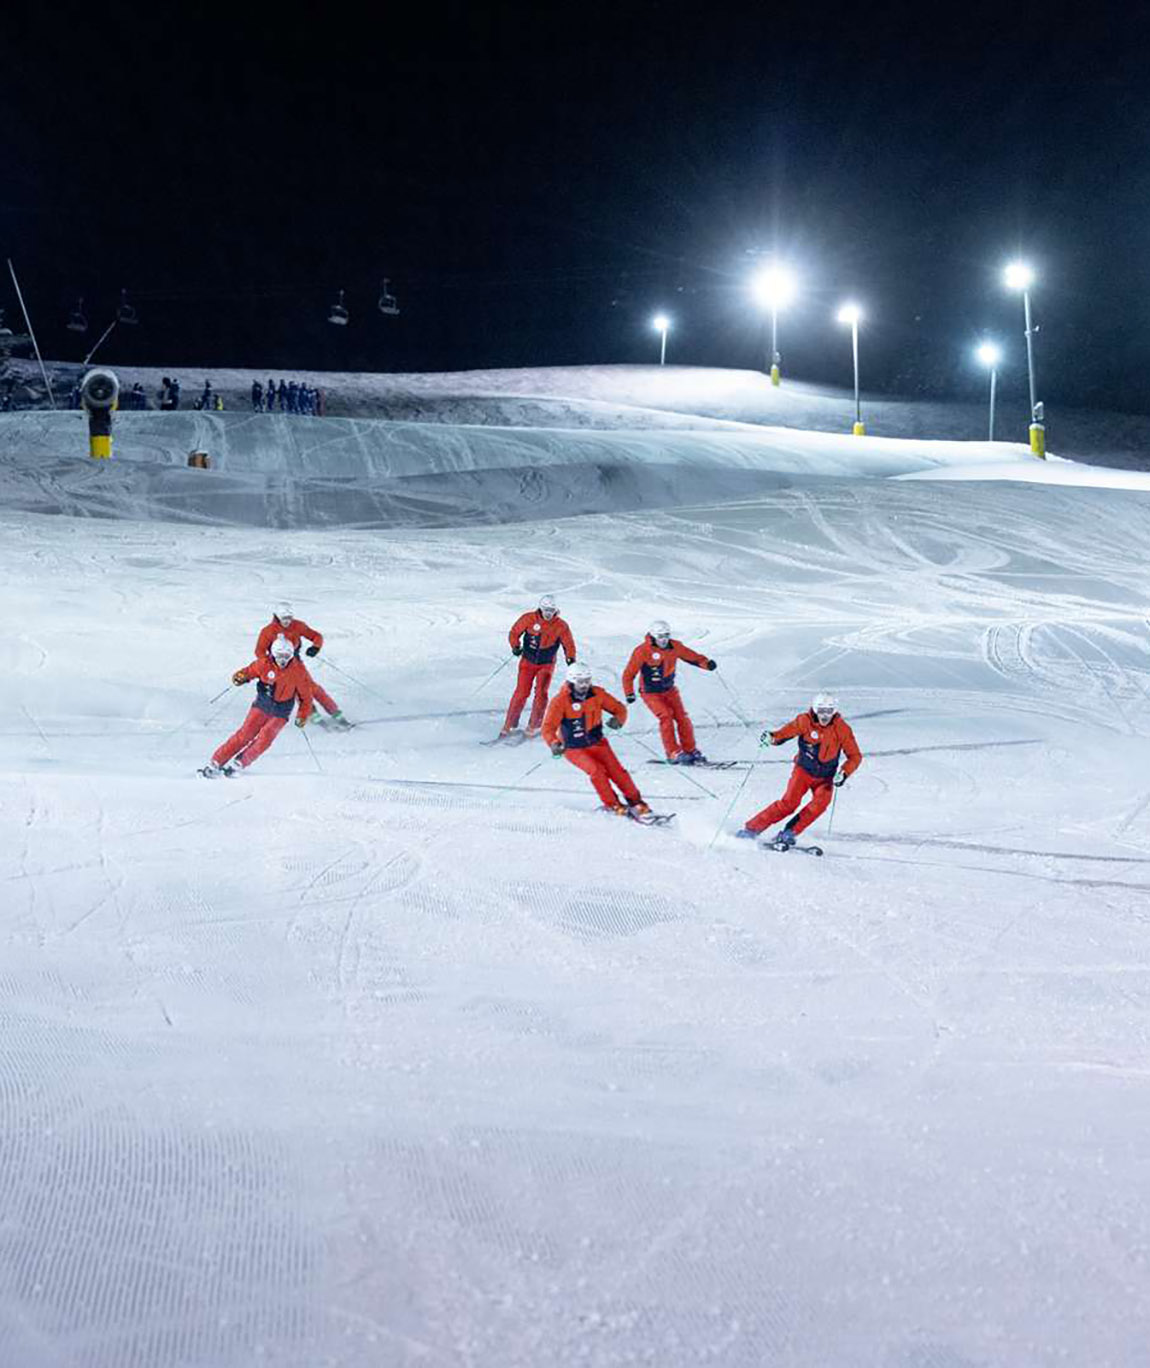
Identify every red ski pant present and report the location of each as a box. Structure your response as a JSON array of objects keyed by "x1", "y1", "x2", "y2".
[
  {"x1": 746, "y1": 764, "x2": 833, "y2": 836},
  {"x1": 504, "y1": 659, "x2": 554, "y2": 732},
  {"x1": 311, "y1": 681, "x2": 339, "y2": 714},
  {"x1": 564, "y1": 739, "x2": 641, "y2": 808},
  {"x1": 213, "y1": 706, "x2": 288, "y2": 770},
  {"x1": 642, "y1": 686, "x2": 696, "y2": 758}
]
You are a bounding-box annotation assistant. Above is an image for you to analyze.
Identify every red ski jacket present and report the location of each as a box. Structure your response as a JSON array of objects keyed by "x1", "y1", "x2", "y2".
[
  {"x1": 770, "y1": 711, "x2": 862, "y2": 781},
  {"x1": 542, "y1": 685, "x2": 627, "y2": 750},
  {"x1": 235, "y1": 656, "x2": 316, "y2": 723},
  {"x1": 508, "y1": 611, "x2": 576, "y2": 667},
  {"x1": 623, "y1": 636, "x2": 711, "y2": 696},
  {"x1": 255, "y1": 617, "x2": 324, "y2": 659}
]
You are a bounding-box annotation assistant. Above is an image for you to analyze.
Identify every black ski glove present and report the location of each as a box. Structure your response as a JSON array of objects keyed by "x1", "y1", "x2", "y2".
[
  {"x1": 550, "y1": 743, "x2": 564, "y2": 758},
  {"x1": 625, "y1": 693, "x2": 636, "y2": 704},
  {"x1": 833, "y1": 771, "x2": 848, "y2": 787},
  {"x1": 607, "y1": 716, "x2": 622, "y2": 730},
  {"x1": 759, "y1": 729, "x2": 778, "y2": 747},
  {"x1": 232, "y1": 669, "x2": 248, "y2": 686},
  {"x1": 512, "y1": 646, "x2": 523, "y2": 657},
  {"x1": 705, "y1": 659, "x2": 717, "y2": 670},
  {"x1": 305, "y1": 644, "x2": 320, "y2": 657}
]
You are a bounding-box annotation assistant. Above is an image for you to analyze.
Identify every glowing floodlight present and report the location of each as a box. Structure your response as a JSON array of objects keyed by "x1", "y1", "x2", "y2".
[
  {"x1": 976, "y1": 341, "x2": 1002, "y2": 368},
  {"x1": 751, "y1": 265, "x2": 797, "y2": 311},
  {"x1": 752, "y1": 265, "x2": 797, "y2": 385},
  {"x1": 1004, "y1": 261, "x2": 1035, "y2": 292},
  {"x1": 837, "y1": 302, "x2": 863, "y2": 327},
  {"x1": 651, "y1": 313, "x2": 671, "y2": 364}
]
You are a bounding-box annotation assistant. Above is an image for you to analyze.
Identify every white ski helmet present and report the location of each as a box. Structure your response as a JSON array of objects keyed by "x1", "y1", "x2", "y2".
[
  {"x1": 812, "y1": 691, "x2": 838, "y2": 723},
  {"x1": 566, "y1": 662, "x2": 593, "y2": 692},
  {"x1": 538, "y1": 594, "x2": 558, "y2": 620},
  {"x1": 274, "y1": 602, "x2": 294, "y2": 625},
  {"x1": 270, "y1": 634, "x2": 295, "y2": 666},
  {"x1": 649, "y1": 619, "x2": 671, "y2": 648}
]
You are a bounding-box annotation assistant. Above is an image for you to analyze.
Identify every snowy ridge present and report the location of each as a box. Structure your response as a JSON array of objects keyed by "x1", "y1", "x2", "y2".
[
  {"x1": 9, "y1": 358, "x2": 1150, "y2": 467},
  {"x1": 1, "y1": 406, "x2": 1134, "y2": 530}
]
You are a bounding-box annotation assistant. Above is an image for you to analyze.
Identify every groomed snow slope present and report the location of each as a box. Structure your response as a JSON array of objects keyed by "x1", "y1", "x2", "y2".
[{"x1": 6, "y1": 388, "x2": 1150, "y2": 1367}]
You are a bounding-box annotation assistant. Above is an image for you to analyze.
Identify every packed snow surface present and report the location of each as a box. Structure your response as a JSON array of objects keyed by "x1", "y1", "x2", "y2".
[{"x1": 5, "y1": 366, "x2": 1150, "y2": 1366}]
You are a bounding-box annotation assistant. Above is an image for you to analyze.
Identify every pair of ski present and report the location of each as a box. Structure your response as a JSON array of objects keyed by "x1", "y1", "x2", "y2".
[
  {"x1": 480, "y1": 728, "x2": 534, "y2": 747},
  {"x1": 646, "y1": 758, "x2": 744, "y2": 771},
  {"x1": 621, "y1": 809, "x2": 675, "y2": 828}
]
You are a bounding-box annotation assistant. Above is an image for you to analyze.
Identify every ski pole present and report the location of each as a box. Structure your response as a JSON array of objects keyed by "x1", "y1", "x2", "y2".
[
  {"x1": 320, "y1": 655, "x2": 387, "y2": 704},
  {"x1": 626, "y1": 731, "x2": 718, "y2": 800},
  {"x1": 828, "y1": 784, "x2": 839, "y2": 836},
  {"x1": 300, "y1": 720, "x2": 324, "y2": 774},
  {"x1": 158, "y1": 682, "x2": 234, "y2": 745},
  {"x1": 706, "y1": 763, "x2": 754, "y2": 851},
  {"x1": 467, "y1": 654, "x2": 514, "y2": 699},
  {"x1": 717, "y1": 671, "x2": 757, "y2": 735}
]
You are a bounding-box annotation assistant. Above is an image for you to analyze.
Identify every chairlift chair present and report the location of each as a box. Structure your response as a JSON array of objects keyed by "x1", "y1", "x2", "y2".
[
  {"x1": 0, "y1": 309, "x2": 10, "y2": 337},
  {"x1": 67, "y1": 298, "x2": 89, "y2": 333},
  {"x1": 117, "y1": 289, "x2": 139, "y2": 325},
  {"x1": 377, "y1": 277, "x2": 400, "y2": 316},
  {"x1": 328, "y1": 289, "x2": 350, "y2": 326}
]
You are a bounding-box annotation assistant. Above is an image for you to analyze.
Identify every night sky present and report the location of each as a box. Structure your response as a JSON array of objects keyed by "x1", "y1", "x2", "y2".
[{"x1": 4, "y1": 1, "x2": 1148, "y2": 410}]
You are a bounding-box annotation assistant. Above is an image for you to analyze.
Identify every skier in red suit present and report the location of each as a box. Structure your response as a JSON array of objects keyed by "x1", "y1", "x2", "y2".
[
  {"x1": 541, "y1": 663, "x2": 650, "y2": 816},
  {"x1": 622, "y1": 619, "x2": 716, "y2": 764},
  {"x1": 737, "y1": 692, "x2": 862, "y2": 847},
  {"x1": 255, "y1": 602, "x2": 349, "y2": 730},
  {"x1": 201, "y1": 634, "x2": 315, "y2": 776},
  {"x1": 501, "y1": 594, "x2": 576, "y2": 738}
]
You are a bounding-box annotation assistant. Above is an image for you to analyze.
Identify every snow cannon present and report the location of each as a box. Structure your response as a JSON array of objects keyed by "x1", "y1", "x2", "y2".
[{"x1": 80, "y1": 368, "x2": 119, "y2": 459}]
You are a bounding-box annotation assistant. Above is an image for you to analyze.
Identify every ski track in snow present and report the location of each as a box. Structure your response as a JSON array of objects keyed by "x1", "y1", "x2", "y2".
[{"x1": 6, "y1": 376, "x2": 1150, "y2": 1365}]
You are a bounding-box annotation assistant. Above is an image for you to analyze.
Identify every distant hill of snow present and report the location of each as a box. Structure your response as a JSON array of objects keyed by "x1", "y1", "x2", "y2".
[{"x1": 5, "y1": 359, "x2": 1150, "y2": 469}]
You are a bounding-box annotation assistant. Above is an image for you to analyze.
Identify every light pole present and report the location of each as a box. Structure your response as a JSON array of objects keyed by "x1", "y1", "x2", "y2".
[
  {"x1": 652, "y1": 314, "x2": 670, "y2": 366},
  {"x1": 837, "y1": 303, "x2": 865, "y2": 435},
  {"x1": 751, "y1": 264, "x2": 797, "y2": 386},
  {"x1": 1004, "y1": 261, "x2": 1044, "y2": 458},
  {"x1": 976, "y1": 342, "x2": 1001, "y2": 441}
]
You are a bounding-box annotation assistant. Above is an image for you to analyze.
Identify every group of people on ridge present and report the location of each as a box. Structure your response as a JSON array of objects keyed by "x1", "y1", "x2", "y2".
[
  {"x1": 251, "y1": 379, "x2": 326, "y2": 415},
  {"x1": 201, "y1": 594, "x2": 863, "y2": 846}
]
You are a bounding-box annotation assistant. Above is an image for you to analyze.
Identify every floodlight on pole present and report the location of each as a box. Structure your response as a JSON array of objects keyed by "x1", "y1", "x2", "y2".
[
  {"x1": 751, "y1": 264, "x2": 797, "y2": 386},
  {"x1": 652, "y1": 314, "x2": 670, "y2": 366},
  {"x1": 837, "y1": 303, "x2": 865, "y2": 434},
  {"x1": 1003, "y1": 260, "x2": 1044, "y2": 457},
  {"x1": 976, "y1": 341, "x2": 1002, "y2": 442}
]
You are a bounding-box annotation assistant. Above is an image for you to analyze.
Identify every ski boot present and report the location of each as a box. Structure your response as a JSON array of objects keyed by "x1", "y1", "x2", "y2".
[
  {"x1": 771, "y1": 824, "x2": 798, "y2": 852},
  {"x1": 627, "y1": 801, "x2": 652, "y2": 819},
  {"x1": 601, "y1": 802, "x2": 628, "y2": 816},
  {"x1": 734, "y1": 827, "x2": 758, "y2": 840},
  {"x1": 198, "y1": 760, "x2": 234, "y2": 779},
  {"x1": 682, "y1": 749, "x2": 706, "y2": 765},
  {"x1": 328, "y1": 711, "x2": 353, "y2": 731}
]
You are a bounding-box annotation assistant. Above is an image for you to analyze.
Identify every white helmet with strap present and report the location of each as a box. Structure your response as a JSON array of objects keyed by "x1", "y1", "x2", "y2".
[{"x1": 812, "y1": 691, "x2": 838, "y2": 724}]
